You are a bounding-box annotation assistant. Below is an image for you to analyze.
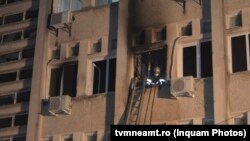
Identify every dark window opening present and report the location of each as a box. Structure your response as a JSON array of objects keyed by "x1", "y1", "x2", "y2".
[
  {"x1": 7, "y1": 0, "x2": 21, "y2": 4},
  {"x1": 135, "y1": 30, "x2": 145, "y2": 45},
  {"x1": 93, "y1": 39, "x2": 102, "y2": 53},
  {"x1": 0, "y1": 72, "x2": 17, "y2": 83},
  {"x1": 25, "y1": 10, "x2": 39, "y2": 19},
  {"x1": 231, "y1": 35, "x2": 247, "y2": 72},
  {"x1": 52, "y1": 49, "x2": 60, "y2": 59},
  {"x1": 201, "y1": 21, "x2": 211, "y2": 34},
  {"x1": 0, "y1": 17, "x2": 3, "y2": 25},
  {"x1": 22, "y1": 48, "x2": 35, "y2": 59},
  {"x1": 49, "y1": 62, "x2": 78, "y2": 97},
  {"x1": 12, "y1": 136, "x2": 26, "y2": 141},
  {"x1": 64, "y1": 137, "x2": 73, "y2": 141},
  {"x1": 23, "y1": 28, "x2": 36, "y2": 39},
  {"x1": 16, "y1": 91, "x2": 30, "y2": 103},
  {"x1": 181, "y1": 22, "x2": 192, "y2": 36},
  {"x1": 87, "y1": 134, "x2": 97, "y2": 141},
  {"x1": 14, "y1": 114, "x2": 28, "y2": 126},
  {"x1": 0, "y1": 117, "x2": 12, "y2": 128},
  {"x1": 4, "y1": 13, "x2": 23, "y2": 24},
  {"x1": 93, "y1": 60, "x2": 107, "y2": 94},
  {"x1": 108, "y1": 59, "x2": 116, "y2": 92},
  {"x1": 2, "y1": 31, "x2": 22, "y2": 44},
  {"x1": 0, "y1": 52, "x2": 19, "y2": 63},
  {"x1": 234, "y1": 114, "x2": 247, "y2": 125},
  {"x1": 141, "y1": 48, "x2": 167, "y2": 80},
  {"x1": 153, "y1": 26, "x2": 167, "y2": 42},
  {"x1": 183, "y1": 46, "x2": 197, "y2": 77},
  {"x1": 19, "y1": 69, "x2": 33, "y2": 79},
  {"x1": 71, "y1": 44, "x2": 79, "y2": 56},
  {"x1": 0, "y1": 94, "x2": 14, "y2": 106},
  {"x1": 229, "y1": 13, "x2": 242, "y2": 28},
  {"x1": 200, "y1": 41, "x2": 213, "y2": 77}
]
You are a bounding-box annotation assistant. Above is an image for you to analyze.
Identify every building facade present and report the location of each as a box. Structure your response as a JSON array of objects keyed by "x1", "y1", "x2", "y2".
[{"x1": 1, "y1": 0, "x2": 250, "y2": 141}]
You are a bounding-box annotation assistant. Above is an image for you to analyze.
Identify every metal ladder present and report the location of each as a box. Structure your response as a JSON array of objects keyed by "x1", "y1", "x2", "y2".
[{"x1": 126, "y1": 78, "x2": 145, "y2": 125}]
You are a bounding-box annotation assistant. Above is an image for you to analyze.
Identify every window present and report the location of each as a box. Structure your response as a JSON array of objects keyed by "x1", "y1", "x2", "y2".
[
  {"x1": 92, "y1": 58, "x2": 116, "y2": 94},
  {"x1": 16, "y1": 91, "x2": 30, "y2": 103},
  {"x1": 180, "y1": 22, "x2": 192, "y2": 36},
  {"x1": 229, "y1": 12, "x2": 242, "y2": 28},
  {"x1": 2, "y1": 31, "x2": 22, "y2": 44},
  {"x1": 63, "y1": 135, "x2": 73, "y2": 141},
  {"x1": 22, "y1": 48, "x2": 35, "y2": 59},
  {"x1": 19, "y1": 69, "x2": 33, "y2": 80},
  {"x1": 95, "y1": 0, "x2": 109, "y2": 6},
  {"x1": 0, "y1": 52, "x2": 19, "y2": 63},
  {"x1": 44, "y1": 137, "x2": 53, "y2": 141},
  {"x1": 0, "y1": 72, "x2": 17, "y2": 83},
  {"x1": 4, "y1": 13, "x2": 23, "y2": 24},
  {"x1": 234, "y1": 113, "x2": 247, "y2": 125},
  {"x1": 134, "y1": 30, "x2": 145, "y2": 46},
  {"x1": 0, "y1": 117, "x2": 12, "y2": 128},
  {"x1": 152, "y1": 26, "x2": 166, "y2": 43},
  {"x1": 23, "y1": 28, "x2": 37, "y2": 39},
  {"x1": 49, "y1": 61, "x2": 78, "y2": 97},
  {"x1": 141, "y1": 48, "x2": 167, "y2": 81},
  {"x1": 182, "y1": 41, "x2": 213, "y2": 78},
  {"x1": 179, "y1": 120, "x2": 193, "y2": 125},
  {"x1": 0, "y1": 0, "x2": 6, "y2": 5},
  {"x1": 230, "y1": 34, "x2": 250, "y2": 73},
  {"x1": 56, "y1": 0, "x2": 82, "y2": 13},
  {"x1": 87, "y1": 133, "x2": 97, "y2": 141},
  {"x1": 92, "y1": 39, "x2": 102, "y2": 53},
  {"x1": 12, "y1": 136, "x2": 26, "y2": 141},
  {"x1": 0, "y1": 94, "x2": 14, "y2": 106},
  {"x1": 7, "y1": 0, "x2": 21, "y2": 4},
  {"x1": 71, "y1": 44, "x2": 79, "y2": 56},
  {"x1": 25, "y1": 10, "x2": 39, "y2": 19},
  {"x1": 14, "y1": 114, "x2": 28, "y2": 126}
]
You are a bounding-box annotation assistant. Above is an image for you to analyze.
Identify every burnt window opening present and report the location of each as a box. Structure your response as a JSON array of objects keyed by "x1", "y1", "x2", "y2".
[
  {"x1": 0, "y1": 94, "x2": 14, "y2": 106},
  {"x1": 49, "y1": 61, "x2": 78, "y2": 97},
  {"x1": 141, "y1": 48, "x2": 167, "y2": 82},
  {"x1": 12, "y1": 136, "x2": 26, "y2": 141},
  {"x1": 135, "y1": 30, "x2": 146, "y2": 46},
  {"x1": 183, "y1": 41, "x2": 213, "y2": 78},
  {"x1": 93, "y1": 58, "x2": 116, "y2": 94},
  {"x1": 19, "y1": 69, "x2": 33, "y2": 80},
  {"x1": 2, "y1": 31, "x2": 22, "y2": 44},
  {"x1": 25, "y1": 10, "x2": 39, "y2": 19},
  {"x1": 22, "y1": 48, "x2": 35, "y2": 59},
  {"x1": 180, "y1": 22, "x2": 192, "y2": 36},
  {"x1": 4, "y1": 13, "x2": 23, "y2": 25},
  {"x1": 201, "y1": 21, "x2": 211, "y2": 34},
  {"x1": 16, "y1": 91, "x2": 30, "y2": 103},
  {"x1": 71, "y1": 44, "x2": 79, "y2": 56},
  {"x1": 14, "y1": 114, "x2": 28, "y2": 126},
  {"x1": 0, "y1": 52, "x2": 19, "y2": 63},
  {"x1": 0, "y1": 117, "x2": 12, "y2": 128},
  {"x1": 0, "y1": 72, "x2": 17, "y2": 83},
  {"x1": 229, "y1": 13, "x2": 242, "y2": 28},
  {"x1": 231, "y1": 35, "x2": 247, "y2": 73},
  {"x1": 152, "y1": 26, "x2": 167, "y2": 42},
  {"x1": 52, "y1": 49, "x2": 60, "y2": 59}
]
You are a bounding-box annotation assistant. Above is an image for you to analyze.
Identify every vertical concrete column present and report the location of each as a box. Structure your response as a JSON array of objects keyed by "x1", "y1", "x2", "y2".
[
  {"x1": 26, "y1": 0, "x2": 50, "y2": 140},
  {"x1": 211, "y1": 0, "x2": 230, "y2": 124},
  {"x1": 114, "y1": 0, "x2": 133, "y2": 124}
]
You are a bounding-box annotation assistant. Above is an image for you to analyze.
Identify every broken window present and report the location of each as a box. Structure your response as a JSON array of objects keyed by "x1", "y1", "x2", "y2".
[
  {"x1": 19, "y1": 69, "x2": 33, "y2": 80},
  {"x1": 12, "y1": 136, "x2": 26, "y2": 141},
  {"x1": 2, "y1": 31, "x2": 22, "y2": 44},
  {"x1": 141, "y1": 48, "x2": 167, "y2": 81},
  {"x1": 92, "y1": 58, "x2": 116, "y2": 94},
  {"x1": 4, "y1": 13, "x2": 23, "y2": 25},
  {"x1": 0, "y1": 72, "x2": 17, "y2": 83},
  {"x1": 14, "y1": 114, "x2": 28, "y2": 126},
  {"x1": 16, "y1": 91, "x2": 30, "y2": 103},
  {"x1": 0, "y1": 117, "x2": 12, "y2": 128},
  {"x1": 0, "y1": 94, "x2": 14, "y2": 106},
  {"x1": 231, "y1": 35, "x2": 247, "y2": 72},
  {"x1": 25, "y1": 10, "x2": 39, "y2": 19},
  {"x1": 49, "y1": 61, "x2": 78, "y2": 97},
  {"x1": 183, "y1": 41, "x2": 213, "y2": 78},
  {"x1": 0, "y1": 52, "x2": 19, "y2": 63}
]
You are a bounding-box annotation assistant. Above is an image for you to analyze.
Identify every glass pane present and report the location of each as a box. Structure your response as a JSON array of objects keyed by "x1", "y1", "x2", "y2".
[
  {"x1": 71, "y1": 0, "x2": 82, "y2": 11},
  {"x1": 59, "y1": 0, "x2": 70, "y2": 12}
]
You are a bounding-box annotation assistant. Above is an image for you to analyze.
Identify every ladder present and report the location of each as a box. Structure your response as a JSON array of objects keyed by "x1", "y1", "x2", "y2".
[{"x1": 126, "y1": 78, "x2": 145, "y2": 124}]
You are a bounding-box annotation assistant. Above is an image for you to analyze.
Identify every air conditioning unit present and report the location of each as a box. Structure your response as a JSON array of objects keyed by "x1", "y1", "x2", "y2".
[
  {"x1": 50, "y1": 11, "x2": 71, "y2": 29},
  {"x1": 49, "y1": 95, "x2": 72, "y2": 115},
  {"x1": 171, "y1": 76, "x2": 195, "y2": 98}
]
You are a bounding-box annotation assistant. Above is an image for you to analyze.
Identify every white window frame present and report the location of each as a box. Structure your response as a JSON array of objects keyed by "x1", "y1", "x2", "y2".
[
  {"x1": 88, "y1": 56, "x2": 116, "y2": 95},
  {"x1": 177, "y1": 39, "x2": 212, "y2": 78},
  {"x1": 228, "y1": 33, "x2": 250, "y2": 73}
]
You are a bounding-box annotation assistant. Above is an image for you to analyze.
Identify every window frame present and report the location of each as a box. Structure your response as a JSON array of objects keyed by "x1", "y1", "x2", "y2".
[
  {"x1": 178, "y1": 39, "x2": 212, "y2": 78},
  {"x1": 228, "y1": 33, "x2": 250, "y2": 73}
]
